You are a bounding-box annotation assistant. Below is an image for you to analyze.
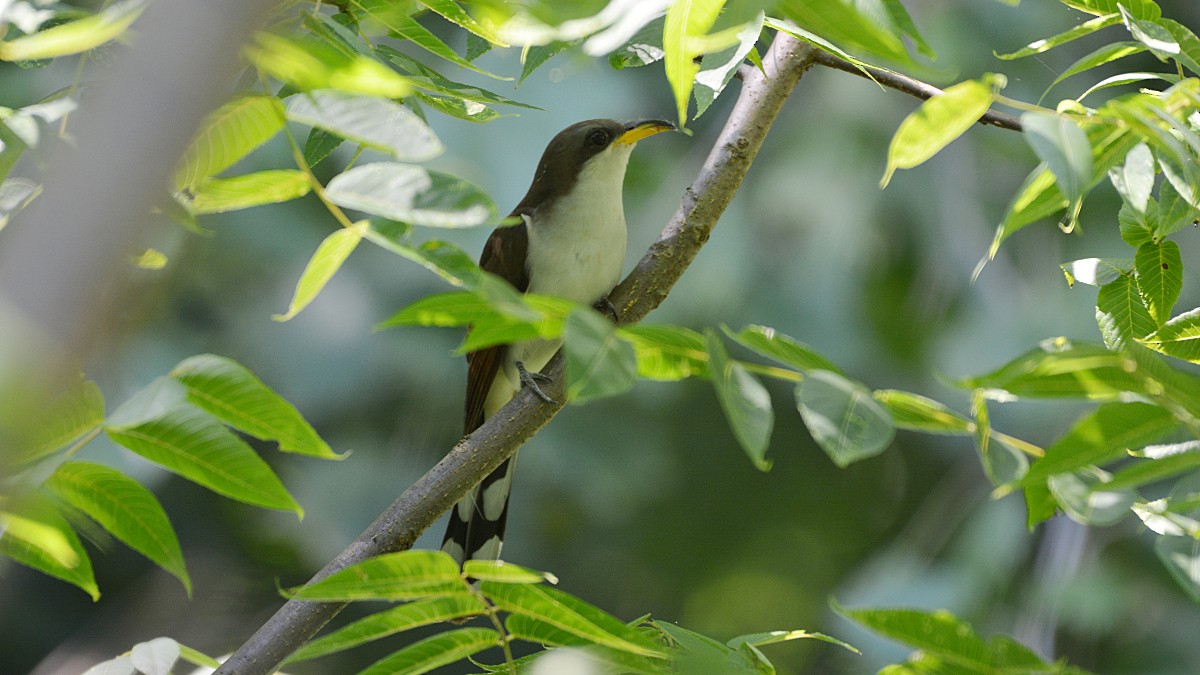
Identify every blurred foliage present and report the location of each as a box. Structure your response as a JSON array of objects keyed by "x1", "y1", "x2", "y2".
[{"x1": 3, "y1": 0, "x2": 1200, "y2": 673}]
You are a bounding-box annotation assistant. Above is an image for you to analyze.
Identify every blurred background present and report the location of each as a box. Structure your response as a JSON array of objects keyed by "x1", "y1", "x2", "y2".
[{"x1": 3, "y1": 1, "x2": 1200, "y2": 673}]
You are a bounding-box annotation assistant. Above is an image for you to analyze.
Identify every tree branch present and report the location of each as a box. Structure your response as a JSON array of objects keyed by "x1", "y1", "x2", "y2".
[
  {"x1": 811, "y1": 50, "x2": 1024, "y2": 132},
  {"x1": 214, "y1": 32, "x2": 817, "y2": 675}
]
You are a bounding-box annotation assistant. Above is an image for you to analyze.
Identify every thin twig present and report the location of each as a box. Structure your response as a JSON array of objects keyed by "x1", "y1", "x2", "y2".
[
  {"x1": 213, "y1": 32, "x2": 818, "y2": 675},
  {"x1": 812, "y1": 50, "x2": 1024, "y2": 132}
]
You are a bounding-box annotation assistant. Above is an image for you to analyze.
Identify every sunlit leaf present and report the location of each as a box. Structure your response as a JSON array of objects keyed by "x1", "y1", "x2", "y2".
[
  {"x1": 0, "y1": 0, "x2": 144, "y2": 61},
  {"x1": 288, "y1": 596, "x2": 487, "y2": 662},
  {"x1": 288, "y1": 551, "x2": 466, "y2": 601},
  {"x1": 834, "y1": 604, "x2": 991, "y2": 671},
  {"x1": 693, "y1": 13, "x2": 763, "y2": 119},
  {"x1": 170, "y1": 354, "x2": 339, "y2": 459},
  {"x1": 131, "y1": 637, "x2": 180, "y2": 675},
  {"x1": 0, "y1": 497, "x2": 97, "y2": 599},
  {"x1": 174, "y1": 96, "x2": 285, "y2": 191},
  {"x1": 1048, "y1": 469, "x2": 1135, "y2": 525},
  {"x1": 1108, "y1": 142, "x2": 1154, "y2": 213},
  {"x1": 463, "y1": 559, "x2": 555, "y2": 584},
  {"x1": 14, "y1": 377, "x2": 104, "y2": 465},
  {"x1": 1046, "y1": 41, "x2": 1145, "y2": 94},
  {"x1": 777, "y1": 0, "x2": 913, "y2": 66},
  {"x1": 663, "y1": 0, "x2": 724, "y2": 125},
  {"x1": 726, "y1": 324, "x2": 840, "y2": 374},
  {"x1": 285, "y1": 90, "x2": 442, "y2": 161},
  {"x1": 996, "y1": 13, "x2": 1122, "y2": 60},
  {"x1": 249, "y1": 32, "x2": 411, "y2": 97},
  {"x1": 618, "y1": 325, "x2": 709, "y2": 381},
  {"x1": 45, "y1": 461, "x2": 189, "y2": 594},
  {"x1": 1107, "y1": 441, "x2": 1200, "y2": 491},
  {"x1": 1021, "y1": 112, "x2": 1093, "y2": 203},
  {"x1": 957, "y1": 339, "x2": 1141, "y2": 399},
  {"x1": 873, "y1": 389, "x2": 972, "y2": 435},
  {"x1": 706, "y1": 330, "x2": 773, "y2": 471},
  {"x1": 185, "y1": 170, "x2": 312, "y2": 214},
  {"x1": 1096, "y1": 272, "x2": 1155, "y2": 350},
  {"x1": 564, "y1": 309, "x2": 637, "y2": 404},
  {"x1": 882, "y1": 77, "x2": 998, "y2": 187},
  {"x1": 796, "y1": 370, "x2": 894, "y2": 468},
  {"x1": 1118, "y1": 5, "x2": 1178, "y2": 59},
  {"x1": 324, "y1": 162, "x2": 495, "y2": 228},
  {"x1": 358, "y1": 628, "x2": 500, "y2": 675},
  {"x1": 1060, "y1": 257, "x2": 1132, "y2": 287},
  {"x1": 1141, "y1": 307, "x2": 1200, "y2": 363},
  {"x1": 274, "y1": 225, "x2": 364, "y2": 322},
  {"x1": 356, "y1": 0, "x2": 502, "y2": 78},
  {"x1": 105, "y1": 404, "x2": 303, "y2": 516},
  {"x1": 1135, "y1": 240, "x2": 1182, "y2": 326}
]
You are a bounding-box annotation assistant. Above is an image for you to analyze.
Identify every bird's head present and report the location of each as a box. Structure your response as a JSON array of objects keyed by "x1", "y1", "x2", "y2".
[{"x1": 518, "y1": 118, "x2": 674, "y2": 212}]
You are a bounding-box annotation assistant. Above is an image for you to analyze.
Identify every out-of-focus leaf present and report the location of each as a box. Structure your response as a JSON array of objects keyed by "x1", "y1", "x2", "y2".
[
  {"x1": 707, "y1": 330, "x2": 774, "y2": 471},
  {"x1": 274, "y1": 225, "x2": 364, "y2": 322},
  {"x1": 663, "y1": 0, "x2": 725, "y2": 125},
  {"x1": 874, "y1": 390, "x2": 972, "y2": 435},
  {"x1": 130, "y1": 637, "x2": 180, "y2": 675},
  {"x1": 357, "y1": 0, "x2": 503, "y2": 78},
  {"x1": 1046, "y1": 42, "x2": 1145, "y2": 94},
  {"x1": 285, "y1": 90, "x2": 442, "y2": 161},
  {"x1": 105, "y1": 404, "x2": 303, "y2": 516},
  {"x1": 1107, "y1": 441, "x2": 1200, "y2": 491},
  {"x1": 249, "y1": 32, "x2": 411, "y2": 97},
  {"x1": 834, "y1": 604, "x2": 991, "y2": 670},
  {"x1": 693, "y1": 13, "x2": 763, "y2": 119},
  {"x1": 463, "y1": 559, "x2": 555, "y2": 584},
  {"x1": 357, "y1": 628, "x2": 500, "y2": 675},
  {"x1": 1048, "y1": 469, "x2": 1135, "y2": 526},
  {"x1": 1060, "y1": 257, "x2": 1132, "y2": 287},
  {"x1": 1157, "y1": 530, "x2": 1200, "y2": 601},
  {"x1": 1021, "y1": 112, "x2": 1093, "y2": 203},
  {"x1": 288, "y1": 551, "x2": 466, "y2": 601},
  {"x1": 0, "y1": 496, "x2": 98, "y2": 599},
  {"x1": 957, "y1": 339, "x2": 1142, "y2": 399},
  {"x1": 1108, "y1": 142, "x2": 1154, "y2": 213},
  {"x1": 45, "y1": 461, "x2": 189, "y2": 594},
  {"x1": 0, "y1": 177, "x2": 39, "y2": 230},
  {"x1": 418, "y1": 0, "x2": 508, "y2": 46},
  {"x1": 184, "y1": 170, "x2": 311, "y2": 214},
  {"x1": 287, "y1": 596, "x2": 487, "y2": 662},
  {"x1": 726, "y1": 324, "x2": 840, "y2": 374},
  {"x1": 0, "y1": 0, "x2": 144, "y2": 61},
  {"x1": 972, "y1": 392, "x2": 1028, "y2": 486},
  {"x1": 1096, "y1": 272, "x2": 1155, "y2": 350},
  {"x1": 777, "y1": 0, "x2": 913, "y2": 66},
  {"x1": 14, "y1": 377, "x2": 104, "y2": 465},
  {"x1": 619, "y1": 325, "x2": 709, "y2": 381},
  {"x1": 324, "y1": 162, "x2": 495, "y2": 228},
  {"x1": 797, "y1": 370, "x2": 894, "y2": 468},
  {"x1": 564, "y1": 309, "x2": 637, "y2": 404},
  {"x1": 882, "y1": 77, "x2": 998, "y2": 187},
  {"x1": 170, "y1": 354, "x2": 339, "y2": 459},
  {"x1": 174, "y1": 96, "x2": 285, "y2": 191}
]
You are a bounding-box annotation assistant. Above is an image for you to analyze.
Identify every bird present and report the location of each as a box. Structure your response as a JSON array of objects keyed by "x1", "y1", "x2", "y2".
[{"x1": 441, "y1": 118, "x2": 674, "y2": 564}]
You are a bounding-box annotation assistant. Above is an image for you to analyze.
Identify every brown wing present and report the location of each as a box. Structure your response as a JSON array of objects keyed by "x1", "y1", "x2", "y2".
[{"x1": 463, "y1": 215, "x2": 530, "y2": 433}]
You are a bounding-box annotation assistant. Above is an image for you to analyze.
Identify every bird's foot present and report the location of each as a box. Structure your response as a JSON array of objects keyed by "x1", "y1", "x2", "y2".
[
  {"x1": 594, "y1": 296, "x2": 620, "y2": 323},
  {"x1": 516, "y1": 361, "x2": 556, "y2": 404}
]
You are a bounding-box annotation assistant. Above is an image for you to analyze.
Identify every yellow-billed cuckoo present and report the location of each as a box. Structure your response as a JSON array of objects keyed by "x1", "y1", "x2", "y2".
[{"x1": 441, "y1": 118, "x2": 674, "y2": 564}]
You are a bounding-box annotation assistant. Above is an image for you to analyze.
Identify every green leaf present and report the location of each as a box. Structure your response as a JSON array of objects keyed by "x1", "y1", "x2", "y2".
[
  {"x1": 303, "y1": 128, "x2": 344, "y2": 168},
  {"x1": 1060, "y1": 257, "x2": 1132, "y2": 287},
  {"x1": 324, "y1": 162, "x2": 495, "y2": 228},
  {"x1": 1060, "y1": 1, "x2": 1159, "y2": 20},
  {"x1": 663, "y1": 0, "x2": 725, "y2": 126},
  {"x1": 519, "y1": 42, "x2": 569, "y2": 85},
  {"x1": 288, "y1": 596, "x2": 487, "y2": 663},
  {"x1": 873, "y1": 390, "x2": 972, "y2": 435},
  {"x1": 1046, "y1": 41, "x2": 1145, "y2": 94},
  {"x1": 45, "y1": 461, "x2": 189, "y2": 594},
  {"x1": 418, "y1": 0, "x2": 508, "y2": 46},
  {"x1": 609, "y1": 16, "x2": 666, "y2": 69},
  {"x1": 482, "y1": 582, "x2": 668, "y2": 658},
  {"x1": 693, "y1": 13, "x2": 763, "y2": 119},
  {"x1": 274, "y1": 225, "x2": 364, "y2": 322},
  {"x1": 728, "y1": 628, "x2": 859, "y2": 653},
  {"x1": 796, "y1": 370, "x2": 895, "y2": 468},
  {"x1": 618, "y1": 325, "x2": 709, "y2": 381},
  {"x1": 972, "y1": 392, "x2": 1029, "y2": 486},
  {"x1": 357, "y1": 0, "x2": 502, "y2": 78},
  {"x1": 881, "y1": 77, "x2": 998, "y2": 187},
  {"x1": 835, "y1": 605, "x2": 990, "y2": 671},
  {"x1": 1096, "y1": 272, "x2": 1156, "y2": 350},
  {"x1": 654, "y1": 621, "x2": 761, "y2": 673},
  {"x1": 0, "y1": 497, "x2": 98, "y2": 599},
  {"x1": 413, "y1": 91, "x2": 504, "y2": 123},
  {"x1": 170, "y1": 354, "x2": 339, "y2": 459},
  {"x1": 1135, "y1": 240, "x2": 1182, "y2": 326},
  {"x1": 174, "y1": 96, "x2": 285, "y2": 191},
  {"x1": 288, "y1": 551, "x2": 466, "y2": 601},
  {"x1": 357, "y1": 628, "x2": 500, "y2": 675},
  {"x1": 1108, "y1": 441, "x2": 1200, "y2": 490},
  {"x1": 463, "y1": 559, "x2": 556, "y2": 584},
  {"x1": 378, "y1": 47, "x2": 537, "y2": 110},
  {"x1": 1118, "y1": 5, "x2": 1178, "y2": 58},
  {"x1": 957, "y1": 339, "x2": 1142, "y2": 399},
  {"x1": 1108, "y1": 142, "x2": 1154, "y2": 213},
  {"x1": 105, "y1": 404, "x2": 303, "y2": 516},
  {"x1": 249, "y1": 33, "x2": 412, "y2": 97},
  {"x1": 1141, "y1": 307, "x2": 1200, "y2": 363},
  {"x1": 285, "y1": 90, "x2": 442, "y2": 161},
  {"x1": 726, "y1": 324, "x2": 841, "y2": 374},
  {"x1": 184, "y1": 170, "x2": 311, "y2": 215},
  {"x1": 564, "y1": 309, "x2": 637, "y2": 404},
  {"x1": 1160, "y1": 19, "x2": 1200, "y2": 75},
  {"x1": 1154, "y1": 177, "x2": 1200, "y2": 240},
  {"x1": 1077, "y1": 71, "x2": 1180, "y2": 102},
  {"x1": 1021, "y1": 112, "x2": 1093, "y2": 203},
  {"x1": 1022, "y1": 401, "x2": 1176, "y2": 492},
  {"x1": 0, "y1": 0, "x2": 144, "y2": 61},
  {"x1": 362, "y1": 218, "x2": 483, "y2": 287},
  {"x1": 706, "y1": 330, "x2": 774, "y2": 471},
  {"x1": 995, "y1": 13, "x2": 1122, "y2": 59},
  {"x1": 777, "y1": 0, "x2": 913, "y2": 66},
  {"x1": 14, "y1": 377, "x2": 104, "y2": 465},
  {"x1": 177, "y1": 643, "x2": 220, "y2": 669},
  {"x1": 1048, "y1": 470, "x2": 1135, "y2": 525}
]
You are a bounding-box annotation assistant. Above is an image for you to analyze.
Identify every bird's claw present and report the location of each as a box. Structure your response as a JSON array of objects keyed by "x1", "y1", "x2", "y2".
[{"x1": 516, "y1": 361, "x2": 555, "y2": 404}]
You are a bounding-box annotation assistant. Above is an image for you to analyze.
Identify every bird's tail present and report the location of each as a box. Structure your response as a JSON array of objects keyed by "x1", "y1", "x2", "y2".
[{"x1": 441, "y1": 455, "x2": 517, "y2": 564}]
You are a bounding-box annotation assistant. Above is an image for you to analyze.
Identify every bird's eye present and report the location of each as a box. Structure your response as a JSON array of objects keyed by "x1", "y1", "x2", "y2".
[{"x1": 587, "y1": 129, "x2": 610, "y2": 146}]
